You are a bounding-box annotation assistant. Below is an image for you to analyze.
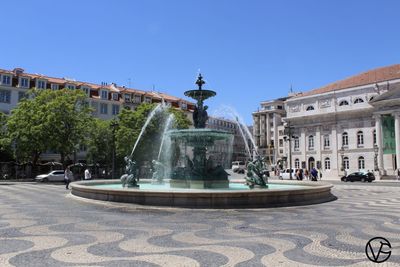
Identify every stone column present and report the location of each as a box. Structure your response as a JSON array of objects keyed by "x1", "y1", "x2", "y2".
[
  {"x1": 273, "y1": 114, "x2": 279, "y2": 164},
  {"x1": 266, "y1": 113, "x2": 271, "y2": 146},
  {"x1": 394, "y1": 112, "x2": 400, "y2": 171},
  {"x1": 259, "y1": 114, "x2": 265, "y2": 148},
  {"x1": 374, "y1": 114, "x2": 384, "y2": 176},
  {"x1": 331, "y1": 125, "x2": 338, "y2": 177},
  {"x1": 253, "y1": 114, "x2": 260, "y2": 148}
]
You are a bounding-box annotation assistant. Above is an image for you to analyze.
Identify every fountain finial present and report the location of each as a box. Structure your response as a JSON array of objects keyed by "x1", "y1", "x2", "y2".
[{"x1": 195, "y1": 73, "x2": 205, "y2": 90}]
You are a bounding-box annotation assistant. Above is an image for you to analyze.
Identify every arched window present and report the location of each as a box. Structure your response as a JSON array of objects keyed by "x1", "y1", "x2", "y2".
[
  {"x1": 354, "y1": 98, "x2": 364, "y2": 104},
  {"x1": 358, "y1": 156, "x2": 365, "y2": 170},
  {"x1": 324, "y1": 157, "x2": 331, "y2": 170},
  {"x1": 306, "y1": 106, "x2": 315, "y2": 111},
  {"x1": 343, "y1": 157, "x2": 349, "y2": 170},
  {"x1": 308, "y1": 135, "x2": 314, "y2": 150},
  {"x1": 339, "y1": 100, "x2": 349, "y2": 106},
  {"x1": 293, "y1": 136, "x2": 300, "y2": 151},
  {"x1": 373, "y1": 130, "x2": 376, "y2": 144},
  {"x1": 342, "y1": 132, "x2": 348, "y2": 146},
  {"x1": 357, "y1": 131, "x2": 364, "y2": 146},
  {"x1": 295, "y1": 158, "x2": 300, "y2": 169}
]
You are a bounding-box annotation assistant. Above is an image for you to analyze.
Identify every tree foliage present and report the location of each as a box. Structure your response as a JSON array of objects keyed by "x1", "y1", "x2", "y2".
[
  {"x1": 86, "y1": 118, "x2": 113, "y2": 166},
  {"x1": 7, "y1": 89, "x2": 93, "y2": 167}
]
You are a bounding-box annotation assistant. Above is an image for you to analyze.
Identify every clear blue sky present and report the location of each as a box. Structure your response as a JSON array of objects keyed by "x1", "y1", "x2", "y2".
[{"x1": 2, "y1": 0, "x2": 400, "y2": 123}]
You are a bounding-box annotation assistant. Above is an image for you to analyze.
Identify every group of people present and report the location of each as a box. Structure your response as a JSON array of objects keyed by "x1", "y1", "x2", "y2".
[
  {"x1": 64, "y1": 167, "x2": 92, "y2": 189},
  {"x1": 294, "y1": 167, "x2": 321, "y2": 181}
]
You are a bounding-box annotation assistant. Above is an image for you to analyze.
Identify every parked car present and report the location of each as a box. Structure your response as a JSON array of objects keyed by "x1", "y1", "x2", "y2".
[
  {"x1": 279, "y1": 168, "x2": 296, "y2": 179},
  {"x1": 341, "y1": 171, "x2": 375, "y2": 182},
  {"x1": 35, "y1": 170, "x2": 65, "y2": 182},
  {"x1": 231, "y1": 161, "x2": 245, "y2": 172}
]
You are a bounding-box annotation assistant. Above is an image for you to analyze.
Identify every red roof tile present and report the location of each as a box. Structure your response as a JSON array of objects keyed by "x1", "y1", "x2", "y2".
[{"x1": 297, "y1": 64, "x2": 400, "y2": 97}]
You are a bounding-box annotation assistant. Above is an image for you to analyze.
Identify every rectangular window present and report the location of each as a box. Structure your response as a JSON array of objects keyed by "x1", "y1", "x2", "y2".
[
  {"x1": 101, "y1": 90, "x2": 108, "y2": 100},
  {"x1": 0, "y1": 90, "x2": 11, "y2": 103},
  {"x1": 18, "y1": 92, "x2": 27, "y2": 101},
  {"x1": 294, "y1": 138, "x2": 299, "y2": 151},
  {"x1": 134, "y1": 95, "x2": 142, "y2": 103},
  {"x1": 181, "y1": 102, "x2": 187, "y2": 110},
  {"x1": 279, "y1": 139, "x2": 283, "y2": 147},
  {"x1": 67, "y1": 84, "x2": 76, "y2": 90},
  {"x1": 91, "y1": 101, "x2": 98, "y2": 114},
  {"x1": 112, "y1": 93, "x2": 119, "y2": 101},
  {"x1": 124, "y1": 94, "x2": 131, "y2": 102},
  {"x1": 51, "y1": 84, "x2": 59, "y2": 90},
  {"x1": 37, "y1": 80, "x2": 46, "y2": 89},
  {"x1": 145, "y1": 97, "x2": 152, "y2": 103},
  {"x1": 324, "y1": 135, "x2": 330, "y2": 149},
  {"x1": 100, "y1": 103, "x2": 108, "y2": 114},
  {"x1": 82, "y1": 87, "x2": 90, "y2": 95},
  {"x1": 112, "y1": 104, "x2": 120, "y2": 115},
  {"x1": 308, "y1": 136, "x2": 314, "y2": 150},
  {"x1": 2, "y1": 75, "x2": 11, "y2": 85},
  {"x1": 20, "y1": 77, "x2": 29, "y2": 88}
]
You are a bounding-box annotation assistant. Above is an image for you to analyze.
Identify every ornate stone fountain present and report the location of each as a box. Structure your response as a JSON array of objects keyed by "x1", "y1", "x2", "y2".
[{"x1": 168, "y1": 74, "x2": 233, "y2": 189}]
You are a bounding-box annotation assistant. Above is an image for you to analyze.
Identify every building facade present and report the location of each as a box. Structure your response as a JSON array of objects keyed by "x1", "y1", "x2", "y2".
[
  {"x1": 252, "y1": 98, "x2": 288, "y2": 166},
  {"x1": 0, "y1": 67, "x2": 195, "y2": 162},
  {"x1": 254, "y1": 64, "x2": 400, "y2": 179}
]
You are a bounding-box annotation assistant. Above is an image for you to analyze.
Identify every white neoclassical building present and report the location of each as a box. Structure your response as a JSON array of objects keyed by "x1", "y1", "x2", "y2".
[{"x1": 254, "y1": 64, "x2": 400, "y2": 179}]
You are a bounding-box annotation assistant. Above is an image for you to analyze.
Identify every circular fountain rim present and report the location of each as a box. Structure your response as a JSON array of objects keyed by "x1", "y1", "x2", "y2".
[{"x1": 70, "y1": 180, "x2": 336, "y2": 208}]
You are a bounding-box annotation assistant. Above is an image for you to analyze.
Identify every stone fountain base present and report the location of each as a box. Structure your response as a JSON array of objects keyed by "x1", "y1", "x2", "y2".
[{"x1": 169, "y1": 179, "x2": 229, "y2": 189}]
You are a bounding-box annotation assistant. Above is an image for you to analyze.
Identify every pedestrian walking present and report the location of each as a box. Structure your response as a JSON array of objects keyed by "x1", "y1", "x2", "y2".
[
  {"x1": 304, "y1": 169, "x2": 310, "y2": 180},
  {"x1": 397, "y1": 168, "x2": 400, "y2": 181},
  {"x1": 311, "y1": 167, "x2": 318, "y2": 181},
  {"x1": 84, "y1": 168, "x2": 91, "y2": 180},
  {"x1": 64, "y1": 168, "x2": 73, "y2": 189}
]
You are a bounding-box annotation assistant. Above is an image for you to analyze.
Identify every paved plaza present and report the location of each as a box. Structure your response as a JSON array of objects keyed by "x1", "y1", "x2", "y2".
[{"x1": 0, "y1": 182, "x2": 399, "y2": 266}]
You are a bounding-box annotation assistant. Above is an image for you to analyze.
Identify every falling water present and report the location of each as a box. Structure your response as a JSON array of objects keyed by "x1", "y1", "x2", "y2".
[
  {"x1": 212, "y1": 105, "x2": 259, "y2": 159},
  {"x1": 158, "y1": 113, "x2": 175, "y2": 160},
  {"x1": 130, "y1": 103, "x2": 163, "y2": 157}
]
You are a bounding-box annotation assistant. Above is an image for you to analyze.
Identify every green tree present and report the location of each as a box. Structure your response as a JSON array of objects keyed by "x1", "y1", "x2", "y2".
[
  {"x1": 86, "y1": 118, "x2": 113, "y2": 166},
  {"x1": 0, "y1": 113, "x2": 13, "y2": 161},
  {"x1": 7, "y1": 89, "x2": 93, "y2": 167},
  {"x1": 7, "y1": 91, "x2": 48, "y2": 165},
  {"x1": 43, "y1": 89, "x2": 92, "y2": 167}
]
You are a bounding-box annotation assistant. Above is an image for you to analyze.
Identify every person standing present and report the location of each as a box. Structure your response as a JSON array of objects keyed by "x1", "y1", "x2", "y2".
[
  {"x1": 84, "y1": 168, "x2": 91, "y2": 180},
  {"x1": 397, "y1": 168, "x2": 400, "y2": 181},
  {"x1": 64, "y1": 168, "x2": 71, "y2": 189}
]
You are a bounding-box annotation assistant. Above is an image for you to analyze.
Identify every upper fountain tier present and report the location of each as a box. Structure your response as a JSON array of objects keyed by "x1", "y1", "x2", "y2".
[{"x1": 184, "y1": 73, "x2": 216, "y2": 102}]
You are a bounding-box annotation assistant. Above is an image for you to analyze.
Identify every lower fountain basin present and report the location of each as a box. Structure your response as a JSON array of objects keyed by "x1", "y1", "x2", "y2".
[{"x1": 70, "y1": 180, "x2": 336, "y2": 208}]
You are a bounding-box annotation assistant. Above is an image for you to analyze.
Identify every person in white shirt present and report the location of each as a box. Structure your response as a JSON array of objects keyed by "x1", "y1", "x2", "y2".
[{"x1": 84, "y1": 168, "x2": 91, "y2": 180}]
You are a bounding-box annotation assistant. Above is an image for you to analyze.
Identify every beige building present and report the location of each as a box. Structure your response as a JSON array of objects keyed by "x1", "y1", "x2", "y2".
[
  {"x1": 252, "y1": 97, "x2": 288, "y2": 166},
  {"x1": 0, "y1": 67, "x2": 194, "y2": 162}
]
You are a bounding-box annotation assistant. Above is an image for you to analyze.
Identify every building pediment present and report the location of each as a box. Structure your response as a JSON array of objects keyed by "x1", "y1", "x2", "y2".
[{"x1": 369, "y1": 83, "x2": 400, "y2": 105}]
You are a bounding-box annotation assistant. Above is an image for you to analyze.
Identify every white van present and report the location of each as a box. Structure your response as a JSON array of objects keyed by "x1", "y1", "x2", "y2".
[
  {"x1": 231, "y1": 161, "x2": 245, "y2": 172},
  {"x1": 279, "y1": 168, "x2": 296, "y2": 179}
]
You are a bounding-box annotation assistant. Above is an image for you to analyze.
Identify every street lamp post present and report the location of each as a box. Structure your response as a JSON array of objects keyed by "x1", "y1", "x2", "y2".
[
  {"x1": 338, "y1": 146, "x2": 345, "y2": 176},
  {"x1": 110, "y1": 120, "x2": 119, "y2": 179},
  {"x1": 284, "y1": 122, "x2": 294, "y2": 180},
  {"x1": 373, "y1": 144, "x2": 379, "y2": 172}
]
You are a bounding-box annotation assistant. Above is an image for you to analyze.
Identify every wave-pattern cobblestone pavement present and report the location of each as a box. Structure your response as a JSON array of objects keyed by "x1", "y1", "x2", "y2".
[{"x1": 0, "y1": 183, "x2": 399, "y2": 266}]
